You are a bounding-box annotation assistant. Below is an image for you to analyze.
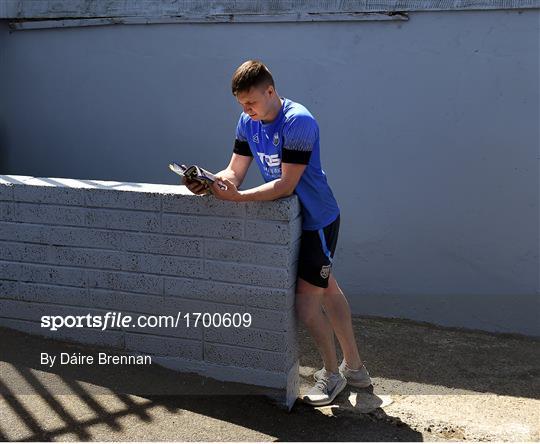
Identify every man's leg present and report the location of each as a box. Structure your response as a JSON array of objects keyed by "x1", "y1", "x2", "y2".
[
  {"x1": 321, "y1": 273, "x2": 364, "y2": 369},
  {"x1": 295, "y1": 276, "x2": 339, "y2": 373}
]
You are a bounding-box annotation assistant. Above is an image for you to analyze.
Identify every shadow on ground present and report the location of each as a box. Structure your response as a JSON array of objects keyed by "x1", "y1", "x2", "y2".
[
  {"x1": 0, "y1": 316, "x2": 538, "y2": 441},
  {"x1": 302, "y1": 315, "x2": 540, "y2": 398}
]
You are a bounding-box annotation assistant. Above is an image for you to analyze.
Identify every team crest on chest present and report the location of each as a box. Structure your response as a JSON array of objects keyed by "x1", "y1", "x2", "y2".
[
  {"x1": 320, "y1": 264, "x2": 331, "y2": 279},
  {"x1": 252, "y1": 133, "x2": 259, "y2": 144},
  {"x1": 273, "y1": 132, "x2": 280, "y2": 146}
]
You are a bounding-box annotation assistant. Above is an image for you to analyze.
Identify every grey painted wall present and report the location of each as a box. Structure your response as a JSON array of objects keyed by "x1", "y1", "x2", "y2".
[{"x1": 0, "y1": 9, "x2": 538, "y2": 335}]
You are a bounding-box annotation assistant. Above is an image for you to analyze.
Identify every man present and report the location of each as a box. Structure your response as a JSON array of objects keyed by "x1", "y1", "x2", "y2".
[{"x1": 183, "y1": 60, "x2": 372, "y2": 406}]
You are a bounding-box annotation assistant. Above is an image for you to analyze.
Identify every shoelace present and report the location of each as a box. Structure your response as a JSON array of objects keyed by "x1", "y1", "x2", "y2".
[
  {"x1": 313, "y1": 378, "x2": 331, "y2": 393},
  {"x1": 314, "y1": 374, "x2": 340, "y2": 393}
]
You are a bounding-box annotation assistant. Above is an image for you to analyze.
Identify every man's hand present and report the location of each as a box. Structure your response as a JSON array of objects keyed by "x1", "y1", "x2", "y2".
[
  {"x1": 211, "y1": 177, "x2": 242, "y2": 201},
  {"x1": 181, "y1": 176, "x2": 210, "y2": 195}
]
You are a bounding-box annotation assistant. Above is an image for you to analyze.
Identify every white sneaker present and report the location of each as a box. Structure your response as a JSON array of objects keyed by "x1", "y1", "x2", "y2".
[
  {"x1": 314, "y1": 359, "x2": 373, "y2": 388},
  {"x1": 302, "y1": 370, "x2": 347, "y2": 406}
]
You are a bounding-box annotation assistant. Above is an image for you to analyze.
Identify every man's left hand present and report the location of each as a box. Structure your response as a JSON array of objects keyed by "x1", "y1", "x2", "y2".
[{"x1": 212, "y1": 177, "x2": 242, "y2": 201}]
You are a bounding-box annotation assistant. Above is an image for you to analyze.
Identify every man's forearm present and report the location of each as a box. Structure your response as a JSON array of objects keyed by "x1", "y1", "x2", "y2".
[
  {"x1": 237, "y1": 179, "x2": 293, "y2": 202},
  {"x1": 215, "y1": 168, "x2": 242, "y2": 188}
]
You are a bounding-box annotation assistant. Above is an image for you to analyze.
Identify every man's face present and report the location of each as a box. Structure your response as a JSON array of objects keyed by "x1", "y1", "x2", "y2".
[{"x1": 235, "y1": 85, "x2": 275, "y2": 121}]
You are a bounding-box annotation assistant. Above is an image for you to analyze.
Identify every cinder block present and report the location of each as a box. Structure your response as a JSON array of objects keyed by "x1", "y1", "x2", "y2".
[
  {"x1": 0, "y1": 221, "x2": 45, "y2": 243},
  {"x1": 205, "y1": 239, "x2": 293, "y2": 267},
  {"x1": 162, "y1": 214, "x2": 243, "y2": 239},
  {"x1": 0, "y1": 279, "x2": 18, "y2": 297},
  {"x1": 245, "y1": 285, "x2": 296, "y2": 310},
  {"x1": 18, "y1": 282, "x2": 89, "y2": 305},
  {"x1": 0, "y1": 202, "x2": 15, "y2": 221},
  {"x1": 15, "y1": 225, "x2": 202, "y2": 257},
  {"x1": 120, "y1": 232, "x2": 203, "y2": 257},
  {"x1": 204, "y1": 342, "x2": 287, "y2": 372},
  {"x1": 0, "y1": 297, "x2": 64, "y2": 322},
  {"x1": 85, "y1": 287, "x2": 218, "y2": 316},
  {"x1": 86, "y1": 269, "x2": 162, "y2": 295},
  {"x1": 162, "y1": 193, "x2": 245, "y2": 217},
  {"x1": 284, "y1": 313, "x2": 300, "y2": 359},
  {"x1": 0, "y1": 261, "x2": 86, "y2": 286},
  {"x1": 15, "y1": 202, "x2": 87, "y2": 226},
  {"x1": 0, "y1": 261, "x2": 20, "y2": 280},
  {"x1": 86, "y1": 207, "x2": 161, "y2": 232},
  {"x1": 164, "y1": 277, "x2": 295, "y2": 310},
  {"x1": 204, "y1": 325, "x2": 287, "y2": 352},
  {"x1": 125, "y1": 332, "x2": 202, "y2": 360},
  {"x1": 165, "y1": 276, "x2": 256, "y2": 306},
  {"x1": 245, "y1": 196, "x2": 300, "y2": 221},
  {"x1": 0, "y1": 241, "x2": 49, "y2": 263},
  {"x1": 0, "y1": 298, "x2": 58, "y2": 321},
  {"x1": 246, "y1": 307, "x2": 289, "y2": 331},
  {"x1": 245, "y1": 216, "x2": 302, "y2": 245},
  {"x1": 46, "y1": 225, "x2": 120, "y2": 250},
  {"x1": 205, "y1": 260, "x2": 294, "y2": 288},
  {"x1": 46, "y1": 246, "x2": 203, "y2": 278},
  {"x1": 48, "y1": 246, "x2": 126, "y2": 269},
  {"x1": 0, "y1": 182, "x2": 13, "y2": 201},
  {"x1": 13, "y1": 182, "x2": 86, "y2": 206},
  {"x1": 85, "y1": 188, "x2": 161, "y2": 211},
  {"x1": 124, "y1": 252, "x2": 203, "y2": 278},
  {"x1": 86, "y1": 288, "x2": 152, "y2": 311},
  {"x1": 123, "y1": 292, "x2": 219, "y2": 315},
  {"x1": 285, "y1": 360, "x2": 300, "y2": 411}
]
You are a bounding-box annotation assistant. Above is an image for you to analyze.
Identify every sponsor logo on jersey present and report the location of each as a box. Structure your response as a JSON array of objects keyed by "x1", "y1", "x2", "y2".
[{"x1": 257, "y1": 152, "x2": 281, "y2": 167}]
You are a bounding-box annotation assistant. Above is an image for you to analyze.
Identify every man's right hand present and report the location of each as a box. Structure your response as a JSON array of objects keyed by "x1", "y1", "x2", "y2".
[{"x1": 182, "y1": 176, "x2": 209, "y2": 195}]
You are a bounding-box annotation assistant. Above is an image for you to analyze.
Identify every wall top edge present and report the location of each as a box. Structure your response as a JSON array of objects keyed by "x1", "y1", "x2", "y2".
[
  {"x1": 0, "y1": 175, "x2": 297, "y2": 207},
  {"x1": 0, "y1": 174, "x2": 193, "y2": 195},
  {"x1": 0, "y1": 0, "x2": 538, "y2": 19}
]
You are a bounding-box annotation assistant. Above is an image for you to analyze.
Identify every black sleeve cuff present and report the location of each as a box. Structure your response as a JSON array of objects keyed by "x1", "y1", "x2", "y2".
[
  {"x1": 233, "y1": 139, "x2": 252, "y2": 156},
  {"x1": 282, "y1": 147, "x2": 312, "y2": 165}
]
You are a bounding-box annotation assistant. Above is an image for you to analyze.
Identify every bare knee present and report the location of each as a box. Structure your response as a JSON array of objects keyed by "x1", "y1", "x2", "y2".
[
  {"x1": 323, "y1": 274, "x2": 342, "y2": 308},
  {"x1": 295, "y1": 278, "x2": 324, "y2": 326},
  {"x1": 295, "y1": 297, "x2": 321, "y2": 326}
]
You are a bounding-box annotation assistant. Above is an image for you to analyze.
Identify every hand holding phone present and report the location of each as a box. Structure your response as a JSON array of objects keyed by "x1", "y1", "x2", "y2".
[
  {"x1": 182, "y1": 175, "x2": 210, "y2": 195},
  {"x1": 168, "y1": 162, "x2": 226, "y2": 195}
]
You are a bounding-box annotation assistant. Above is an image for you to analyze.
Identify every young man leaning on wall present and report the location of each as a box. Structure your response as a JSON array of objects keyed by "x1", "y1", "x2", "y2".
[{"x1": 183, "y1": 60, "x2": 372, "y2": 406}]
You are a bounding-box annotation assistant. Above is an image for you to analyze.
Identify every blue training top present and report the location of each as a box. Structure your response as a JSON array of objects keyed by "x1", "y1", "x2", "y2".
[{"x1": 233, "y1": 96, "x2": 340, "y2": 230}]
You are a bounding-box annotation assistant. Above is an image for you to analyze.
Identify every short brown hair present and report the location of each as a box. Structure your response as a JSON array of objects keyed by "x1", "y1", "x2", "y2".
[{"x1": 231, "y1": 60, "x2": 275, "y2": 95}]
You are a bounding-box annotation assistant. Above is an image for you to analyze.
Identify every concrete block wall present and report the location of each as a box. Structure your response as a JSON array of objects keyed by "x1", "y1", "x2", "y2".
[{"x1": 0, "y1": 175, "x2": 302, "y2": 409}]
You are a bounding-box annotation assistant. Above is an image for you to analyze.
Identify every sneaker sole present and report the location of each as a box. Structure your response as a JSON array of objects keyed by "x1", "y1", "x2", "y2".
[{"x1": 302, "y1": 378, "x2": 348, "y2": 407}]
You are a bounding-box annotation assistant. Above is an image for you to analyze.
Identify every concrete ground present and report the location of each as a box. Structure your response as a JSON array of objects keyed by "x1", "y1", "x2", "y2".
[{"x1": 0, "y1": 316, "x2": 538, "y2": 442}]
